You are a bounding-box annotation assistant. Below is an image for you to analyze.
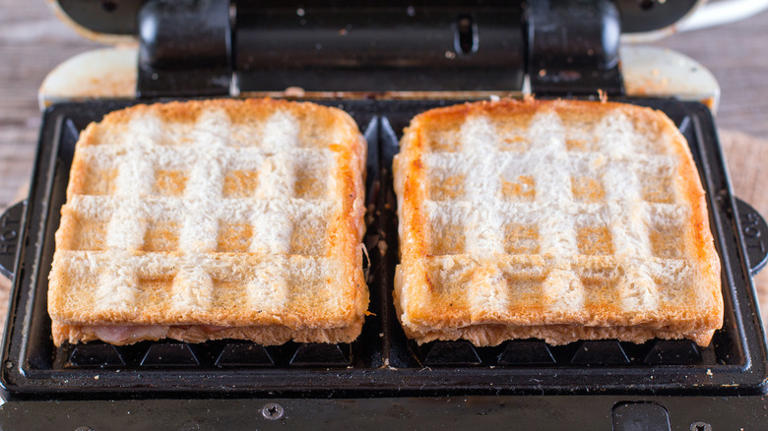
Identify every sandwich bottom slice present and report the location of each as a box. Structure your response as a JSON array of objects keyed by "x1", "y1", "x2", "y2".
[
  {"x1": 393, "y1": 99, "x2": 723, "y2": 347},
  {"x1": 52, "y1": 321, "x2": 363, "y2": 346},
  {"x1": 397, "y1": 321, "x2": 715, "y2": 348},
  {"x1": 48, "y1": 98, "x2": 368, "y2": 346}
]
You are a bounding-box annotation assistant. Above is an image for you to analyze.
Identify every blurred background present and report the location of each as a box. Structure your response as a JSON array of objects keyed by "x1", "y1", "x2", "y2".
[{"x1": 0, "y1": 1, "x2": 766, "y2": 325}]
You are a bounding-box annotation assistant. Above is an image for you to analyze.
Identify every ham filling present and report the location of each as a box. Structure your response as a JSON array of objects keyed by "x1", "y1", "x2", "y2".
[{"x1": 91, "y1": 325, "x2": 228, "y2": 344}]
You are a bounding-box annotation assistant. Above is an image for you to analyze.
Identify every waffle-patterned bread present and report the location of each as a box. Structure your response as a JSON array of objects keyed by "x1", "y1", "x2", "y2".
[
  {"x1": 48, "y1": 99, "x2": 368, "y2": 346},
  {"x1": 393, "y1": 99, "x2": 722, "y2": 347}
]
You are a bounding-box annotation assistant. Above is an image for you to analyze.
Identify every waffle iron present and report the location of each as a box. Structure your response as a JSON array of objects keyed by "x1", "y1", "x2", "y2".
[{"x1": 1, "y1": 1, "x2": 768, "y2": 429}]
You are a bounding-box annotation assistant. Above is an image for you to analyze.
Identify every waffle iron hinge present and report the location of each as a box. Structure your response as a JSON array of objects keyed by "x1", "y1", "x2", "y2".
[
  {"x1": 136, "y1": 1, "x2": 621, "y2": 97},
  {"x1": 233, "y1": 3, "x2": 526, "y2": 93},
  {"x1": 137, "y1": 0, "x2": 232, "y2": 98},
  {"x1": 527, "y1": 0, "x2": 625, "y2": 97},
  {"x1": 137, "y1": 1, "x2": 527, "y2": 95}
]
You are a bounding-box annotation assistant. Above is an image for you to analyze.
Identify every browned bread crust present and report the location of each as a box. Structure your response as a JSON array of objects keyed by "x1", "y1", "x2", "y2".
[
  {"x1": 48, "y1": 98, "x2": 368, "y2": 346},
  {"x1": 393, "y1": 99, "x2": 722, "y2": 347}
]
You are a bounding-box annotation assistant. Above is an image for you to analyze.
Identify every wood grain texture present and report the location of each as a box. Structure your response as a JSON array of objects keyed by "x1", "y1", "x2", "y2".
[
  {"x1": 720, "y1": 130, "x2": 768, "y2": 324},
  {"x1": 650, "y1": 12, "x2": 768, "y2": 138},
  {"x1": 0, "y1": 2, "x2": 766, "y2": 329},
  {"x1": 0, "y1": 1, "x2": 100, "y2": 211}
]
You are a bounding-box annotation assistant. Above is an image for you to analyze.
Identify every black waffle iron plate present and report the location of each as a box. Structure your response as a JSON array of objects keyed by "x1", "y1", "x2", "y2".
[{"x1": 0, "y1": 97, "x2": 767, "y2": 429}]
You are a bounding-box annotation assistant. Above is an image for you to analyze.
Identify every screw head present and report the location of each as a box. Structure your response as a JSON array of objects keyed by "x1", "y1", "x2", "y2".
[
  {"x1": 690, "y1": 422, "x2": 712, "y2": 431},
  {"x1": 178, "y1": 422, "x2": 200, "y2": 431},
  {"x1": 261, "y1": 402, "x2": 284, "y2": 420}
]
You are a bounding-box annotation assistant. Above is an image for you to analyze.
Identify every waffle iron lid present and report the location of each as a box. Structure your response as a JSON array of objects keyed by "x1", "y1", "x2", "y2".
[{"x1": 52, "y1": 0, "x2": 702, "y2": 43}]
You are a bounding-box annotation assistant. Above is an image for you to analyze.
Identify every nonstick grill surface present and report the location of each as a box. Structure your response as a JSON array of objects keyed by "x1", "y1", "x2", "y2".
[{"x1": 1, "y1": 98, "x2": 766, "y2": 398}]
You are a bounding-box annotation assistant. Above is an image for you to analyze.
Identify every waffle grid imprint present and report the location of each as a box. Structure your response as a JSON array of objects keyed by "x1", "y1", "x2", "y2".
[
  {"x1": 394, "y1": 100, "x2": 722, "y2": 347},
  {"x1": 48, "y1": 99, "x2": 367, "y2": 344}
]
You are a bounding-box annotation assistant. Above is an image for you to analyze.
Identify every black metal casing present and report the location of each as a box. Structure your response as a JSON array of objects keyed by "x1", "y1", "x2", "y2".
[
  {"x1": 2, "y1": 0, "x2": 768, "y2": 429},
  {"x1": 0, "y1": 98, "x2": 768, "y2": 429},
  {"x1": 54, "y1": 0, "x2": 702, "y2": 39},
  {"x1": 527, "y1": 1, "x2": 624, "y2": 96}
]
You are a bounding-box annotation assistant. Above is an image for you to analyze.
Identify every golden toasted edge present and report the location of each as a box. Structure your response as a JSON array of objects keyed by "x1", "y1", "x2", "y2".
[
  {"x1": 326, "y1": 105, "x2": 369, "y2": 325},
  {"x1": 48, "y1": 98, "x2": 369, "y2": 338},
  {"x1": 393, "y1": 98, "x2": 723, "y2": 346},
  {"x1": 651, "y1": 109, "x2": 723, "y2": 331}
]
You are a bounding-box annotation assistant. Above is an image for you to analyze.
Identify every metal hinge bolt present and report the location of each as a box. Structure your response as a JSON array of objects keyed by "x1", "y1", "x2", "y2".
[{"x1": 690, "y1": 422, "x2": 712, "y2": 431}]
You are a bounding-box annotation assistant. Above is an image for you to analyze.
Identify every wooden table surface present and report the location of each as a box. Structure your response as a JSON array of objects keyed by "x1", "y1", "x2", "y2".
[{"x1": 0, "y1": 3, "x2": 767, "y2": 326}]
